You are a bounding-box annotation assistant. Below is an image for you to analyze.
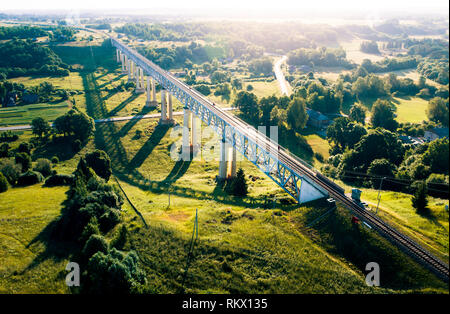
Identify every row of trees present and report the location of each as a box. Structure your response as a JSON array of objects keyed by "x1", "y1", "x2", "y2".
[{"x1": 287, "y1": 47, "x2": 354, "y2": 69}]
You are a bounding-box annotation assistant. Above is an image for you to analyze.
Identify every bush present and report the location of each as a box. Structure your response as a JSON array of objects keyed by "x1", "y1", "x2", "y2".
[
  {"x1": 99, "y1": 209, "x2": 121, "y2": 233},
  {"x1": 82, "y1": 234, "x2": 109, "y2": 260},
  {"x1": 412, "y1": 181, "x2": 429, "y2": 214},
  {"x1": 72, "y1": 139, "x2": 82, "y2": 152},
  {"x1": 0, "y1": 172, "x2": 8, "y2": 193},
  {"x1": 111, "y1": 225, "x2": 128, "y2": 250},
  {"x1": 230, "y1": 168, "x2": 248, "y2": 197},
  {"x1": 16, "y1": 170, "x2": 44, "y2": 186},
  {"x1": 15, "y1": 152, "x2": 32, "y2": 172},
  {"x1": 84, "y1": 249, "x2": 146, "y2": 294},
  {"x1": 44, "y1": 173, "x2": 74, "y2": 186},
  {"x1": 0, "y1": 143, "x2": 9, "y2": 158},
  {"x1": 34, "y1": 158, "x2": 52, "y2": 177},
  {"x1": 84, "y1": 150, "x2": 112, "y2": 181},
  {"x1": 51, "y1": 156, "x2": 59, "y2": 164},
  {"x1": 0, "y1": 158, "x2": 21, "y2": 184},
  {"x1": 79, "y1": 217, "x2": 100, "y2": 244},
  {"x1": 17, "y1": 142, "x2": 32, "y2": 154}
]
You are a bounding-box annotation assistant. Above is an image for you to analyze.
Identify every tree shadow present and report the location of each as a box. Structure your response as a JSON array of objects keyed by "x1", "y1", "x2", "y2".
[{"x1": 31, "y1": 136, "x2": 80, "y2": 162}]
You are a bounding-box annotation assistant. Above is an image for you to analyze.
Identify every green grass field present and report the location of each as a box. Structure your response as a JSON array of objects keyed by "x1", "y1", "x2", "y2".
[
  {"x1": 0, "y1": 184, "x2": 71, "y2": 293},
  {"x1": 0, "y1": 41, "x2": 448, "y2": 294},
  {"x1": 0, "y1": 101, "x2": 71, "y2": 126},
  {"x1": 393, "y1": 96, "x2": 429, "y2": 124}
]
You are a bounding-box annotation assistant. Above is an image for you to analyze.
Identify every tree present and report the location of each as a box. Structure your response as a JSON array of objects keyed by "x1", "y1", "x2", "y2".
[
  {"x1": 0, "y1": 143, "x2": 9, "y2": 158},
  {"x1": 84, "y1": 249, "x2": 146, "y2": 294},
  {"x1": 0, "y1": 159, "x2": 21, "y2": 184},
  {"x1": 0, "y1": 172, "x2": 8, "y2": 193},
  {"x1": 230, "y1": 168, "x2": 248, "y2": 197},
  {"x1": 370, "y1": 100, "x2": 398, "y2": 131},
  {"x1": 15, "y1": 152, "x2": 31, "y2": 172},
  {"x1": 367, "y1": 158, "x2": 397, "y2": 188},
  {"x1": 422, "y1": 138, "x2": 449, "y2": 174},
  {"x1": 82, "y1": 234, "x2": 109, "y2": 260},
  {"x1": 327, "y1": 117, "x2": 367, "y2": 151},
  {"x1": 234, "y1": 91, "x2": 259, "y2": 122},
  {"x1": 426, "y1": 97, "x2": 449, "y2": 126},
  {"x1": 84, "y1": 150, "x2": 112, "y2": 181},
  {"x1": 349, "y1": 104, "x2": 366, "y2": 124},
  {"x1": 412, "y1": 181, "x2": 428, "y2": 214},
  {"x1": 286, "y1": 97, "x2": 308, "y2": 131},
  {"x1": 34, "y1": 158, "x2": 52, "y2": 177},
  {"x1": 54, "y1": 109, "x2": 94, "y2": 141},
  {"x1": 31, "y1": 117, "x2": 51, "y2": 138}
]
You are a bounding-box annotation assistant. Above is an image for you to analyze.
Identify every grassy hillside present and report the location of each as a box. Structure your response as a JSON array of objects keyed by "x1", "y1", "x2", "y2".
[{"x1": 0, "y1": 184, "x2": 72, "y2": 293}]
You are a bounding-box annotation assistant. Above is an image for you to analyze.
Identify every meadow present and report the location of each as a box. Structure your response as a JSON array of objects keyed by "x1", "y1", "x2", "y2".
[{"x1": 0, "y1": 37, "x2": 448, "y2": 294}]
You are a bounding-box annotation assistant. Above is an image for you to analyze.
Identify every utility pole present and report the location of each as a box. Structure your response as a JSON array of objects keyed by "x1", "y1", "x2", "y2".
[{"x1": 376, "y1": 177, "x2": 386, "y2": 215}]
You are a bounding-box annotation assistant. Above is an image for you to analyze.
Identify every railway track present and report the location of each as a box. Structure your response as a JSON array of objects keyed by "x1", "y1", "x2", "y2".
[{"x1": 111, "y1": 36, "x2": 450, "y2": 282}]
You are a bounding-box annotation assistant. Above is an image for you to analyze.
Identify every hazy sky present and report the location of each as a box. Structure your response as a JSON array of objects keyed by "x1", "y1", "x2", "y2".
[{"x1": 1, "y1": 0, "x2": 448, "y2": 13}]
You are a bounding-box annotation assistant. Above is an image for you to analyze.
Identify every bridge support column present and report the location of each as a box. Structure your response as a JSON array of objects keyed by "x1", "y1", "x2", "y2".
[
  {"x1": 182, "y1": 107, "x2": 192, "y2": 160},
  {"x1": 116, "y1": 49, "x2": 120, "y2": 63},
  {"x1": 152, "y1": 79, "x2": 157, "y2": 103},
  {"x1": 159, "y1": 90, "x2": 174, "y2": 125},
  {"x1": 134, "y1": 67, "x2": 144, "y2": 94},
  {"x1": 145, "y1": 77, "x2": 157, "y2": 107},
  {"x1": 120, "y1": 53, "x2": 126, "y2": 74},
  {"x1": 230, "y1": 146, "x2": 237, "y2": 178},
  {"x1": 218, "y1": 139, "x2": 227, "y2": 179},
  {"x1": 127, "y1": 59, "x2": 133, "y2": 82},
  {"x1": 168, "y1": 93, "x2": 174, "y2": 121},
  {"x1": 191, "y1": 114, "x2": 199, "y2": 154}
]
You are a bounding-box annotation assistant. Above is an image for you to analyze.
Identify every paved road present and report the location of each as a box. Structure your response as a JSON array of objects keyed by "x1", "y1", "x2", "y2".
[
  {"x1": 0, "y1": 107, "x2": 236, "y2": 131},
  {"x1": 273, "y1": 56, "x2": 292, "y2": 96}
]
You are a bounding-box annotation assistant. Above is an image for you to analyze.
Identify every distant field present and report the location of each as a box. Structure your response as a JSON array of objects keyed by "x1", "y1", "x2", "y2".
[
  {"x1": 304, "y1": 133, "x2": 330, "y2": 163},
  {"x1": 340, "y1": 38, "x2": 386, "y2": 64},
  {"x1": 0, "y1": 101, "x2": 71, "y2": 126},
  {"x1": 244, "y1": 80, "x2": 281, "y2": 98},
  {"x1": 0, "y1": 184, "x2": 71, "y2": 293},
  {"x1": 9, "y1": 72, "x2": 84, "y2": 90},
  {"x1": 393, "y1": 96, "x2": 429, "y2": 123}
]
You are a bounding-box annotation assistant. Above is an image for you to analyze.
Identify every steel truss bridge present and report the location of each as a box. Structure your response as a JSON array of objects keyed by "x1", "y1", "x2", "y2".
[{"x1": 110, "y1": 36, "x2": 449, "y2": 281}]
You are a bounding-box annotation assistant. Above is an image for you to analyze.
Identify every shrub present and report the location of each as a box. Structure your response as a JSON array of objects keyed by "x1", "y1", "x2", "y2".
[
  {"x1": 0, "y1": 143, "x2": 9, "y2": 158},
  {"x1": 79, "y1": 217, "x2": 100, "y2": 244},
  {"x1": 51, "y1": 156, "x2": 59, "y2": 164},
  {"x1": 99, "y1": 209, "x2": 121, "y2": 233},
  {"x1": 230, "y1": 168, "x2": 248, "y2": 197},
  {"x1": 82, "y1": 234, "x2": 109, "y2": 260},
  {"x1": 15, "y1": 152, "x2": 32, "y2": 172},
  {"x1": 84, "y1": 150, "x2": 112, "y2": 181},
  {"x1": 72, "y1": 139, "x2": 82, "y2": 152},
  {"x1": 34, "y1": 158, "x2": 52, "y2": 177},
  {"x1": 18, "y1": 142, "x2": 32, "y2": 154},
  {"x1": 0, "y1": 172, "x2": 8, "y2": 193},
  {"x1": 16, "y1": 170, "x2": 44, "y2": 186},
  {"x1": 44, "y1": 173, "x2": 74, "y2": 186},
  {"x1": 412, "y1": 181, "x2": 429, "y2": 215},
  {"x1": 84, "y1": 249, "x2": 146, "y2": 294},
  {"x1": 0, "y1": 158, "x2": 21, "y2": 184},
  {"x1": 111, "y1": 225, "x2": 128, "y2": 250}
]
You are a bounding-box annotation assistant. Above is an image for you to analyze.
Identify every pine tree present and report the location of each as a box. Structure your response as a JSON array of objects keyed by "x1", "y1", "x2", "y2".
[
  {"x1": 412, "y1": 181, "x2": 428, "y2": 214},
  {"x1": 231, "y1": 168, "x2": 248, "y2": 197}
]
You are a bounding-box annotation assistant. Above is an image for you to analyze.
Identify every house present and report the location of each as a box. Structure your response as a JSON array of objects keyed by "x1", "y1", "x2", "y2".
[
  {"x1": 306, "y1": 108, "x2": 330, "y2": 129},
  {"x1": 3, "y1": 92, "x2": 17, "y2": 107},
  {"x1": 424, "y1": 127, "x2": 449, "y2": 142},
  {"x1": 399, "y1": 135, "x2": 425, "y2": 146}
]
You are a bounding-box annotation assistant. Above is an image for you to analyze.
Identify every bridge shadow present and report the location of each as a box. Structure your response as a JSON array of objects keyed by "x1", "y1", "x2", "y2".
[
  {"x1": 128, "y1": 124, "x2": 170, "y2": 170},
  {"x1": 118, "y1": 105, "x2": 155, "y2": 137},
  {"x1": 162, "y1": 158, "x2": 193, "y2": 184},
  {"x1": 108, "y1": 93, "x2": 140, "y2": 117},
  {"x1": 98, "y1": 73, "x2": 126, "y2": 89}
]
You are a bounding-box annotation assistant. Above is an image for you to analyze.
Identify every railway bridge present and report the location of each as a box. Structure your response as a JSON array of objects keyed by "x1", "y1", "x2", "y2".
[{"x1": 110, "y1": 36, "x2": 448, "y2": 281}]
